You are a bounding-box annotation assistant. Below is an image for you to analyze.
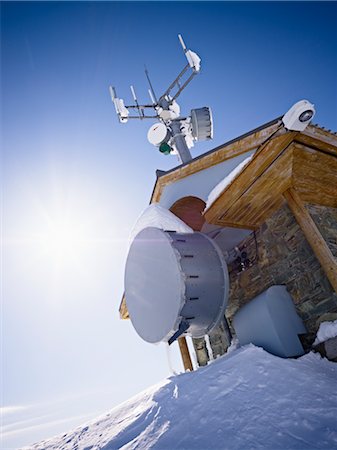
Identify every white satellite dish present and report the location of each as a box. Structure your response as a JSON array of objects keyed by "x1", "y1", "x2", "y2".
[
  {"x1": 147, "y1": 123, "x2": 170, "y2": 146},
  {"x1": 124, "y1": 227, "x2": 229, "y2": 344}
]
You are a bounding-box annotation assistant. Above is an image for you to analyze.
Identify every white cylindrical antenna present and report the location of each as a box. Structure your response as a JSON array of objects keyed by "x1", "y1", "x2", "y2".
[
  {"x1": 130, "y1": 85, "x2": 143, "y2": 118},
  {"x1": 178, "y1": 34, "x2": 187, "y2": 52},
  {"x1": 109, "y1": 86, "x2": 117, "y2": 101},
  {"x1": 148, "y1": 88, "x2": 156, "y2": 105},
  {"x1": 130, "y1": 85, "x2": 137, "y2": 102}
]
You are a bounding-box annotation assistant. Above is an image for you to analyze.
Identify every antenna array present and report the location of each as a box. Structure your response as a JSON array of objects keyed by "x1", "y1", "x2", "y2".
[{"x1": 109, "y1": 35, "x2": 213, "y2": 164}]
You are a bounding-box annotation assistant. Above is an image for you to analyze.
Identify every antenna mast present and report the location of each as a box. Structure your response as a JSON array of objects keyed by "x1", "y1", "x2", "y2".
[{"x1": 109, "y1": 35, "x2": 213, "y2": 165}]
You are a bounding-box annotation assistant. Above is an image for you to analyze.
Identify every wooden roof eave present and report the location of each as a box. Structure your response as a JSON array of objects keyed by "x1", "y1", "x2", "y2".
[
  {"x1": 151, "y1": 118, "x2": 283, "y2": 203},
  {"x1": 204, "y1": 131, "x2": 298, "y2": 228},
  {"x1": 296, "y1": 125, "x2": 337, "y2": 157},
  {"x1": 204, "y1": 129, "x2": 337, "y2": 229}
]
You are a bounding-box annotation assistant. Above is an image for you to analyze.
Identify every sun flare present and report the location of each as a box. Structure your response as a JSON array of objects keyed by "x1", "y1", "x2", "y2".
[{"x1": 39, "y1": 217, "x2": 90, "y2": 264}]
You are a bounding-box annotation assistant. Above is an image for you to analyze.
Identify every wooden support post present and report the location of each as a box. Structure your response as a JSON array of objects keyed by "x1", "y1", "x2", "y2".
[
  {"x1": 178, "y1": 337, "x2": 194, "y2": 371},
  {"x1": 283, "y1": 188, "x2": 337, "y2": 293}
]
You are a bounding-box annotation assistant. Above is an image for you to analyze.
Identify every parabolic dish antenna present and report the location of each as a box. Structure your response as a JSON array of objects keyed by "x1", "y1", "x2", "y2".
[
  {"x1": 124, "y1": 227, "x2": 229, "y2": 344},
  {"x1": 147, "y1": 123, "x2": 170, "y2": 146}
]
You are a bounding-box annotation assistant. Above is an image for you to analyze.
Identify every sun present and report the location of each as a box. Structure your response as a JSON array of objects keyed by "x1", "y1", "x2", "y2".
[
  {"x1": 39, "y1": 217, "x2": 90, "y2": 265},
  {"x1": 5, "y1": 173, "x2": 122, "y2": 285}
]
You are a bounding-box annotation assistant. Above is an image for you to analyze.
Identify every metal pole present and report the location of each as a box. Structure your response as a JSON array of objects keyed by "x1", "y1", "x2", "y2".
[{"x1": 170, "y1": 120, "x2": 192, "y2": 164}]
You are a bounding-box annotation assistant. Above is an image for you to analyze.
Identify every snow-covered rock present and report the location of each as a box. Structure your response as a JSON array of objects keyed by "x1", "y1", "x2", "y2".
[
  {"x1": 129, "y1": 204, "x2": 193, "y2": 244},
  {"x1": 314, "y1": 320, "x2": 337, "y2": 346},
  {"x1": 24, "y1": 345, "x2": 337, "y2": 450},
  {"x1": 205, "y1": 155, "x2": 253, "y2": 210}
]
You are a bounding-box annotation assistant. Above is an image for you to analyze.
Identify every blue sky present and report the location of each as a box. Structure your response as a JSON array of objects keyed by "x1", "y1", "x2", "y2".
[{"x1": 2, "y1": 1, "x2": 337, "y2": 448}]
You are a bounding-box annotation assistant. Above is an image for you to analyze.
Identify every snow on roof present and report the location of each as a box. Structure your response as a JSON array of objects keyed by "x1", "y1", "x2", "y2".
[
  {"x1": 129, "y1": 203, "x2": 193, "y2": 244},
  {"x1": 205, "y1": 155, "x2": 253, "y2": 211},
  {"x1": 314, "y1": 319, "x2": 337, "y2": 345},
  {"x1": 28, "y1": 345, "x2": 337, "y2": 450}
]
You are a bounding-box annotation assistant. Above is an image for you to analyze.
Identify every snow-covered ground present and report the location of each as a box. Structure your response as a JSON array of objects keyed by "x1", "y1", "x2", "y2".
[{"x1": 24, "y1": 345, "x2": 337, "y2": 450}]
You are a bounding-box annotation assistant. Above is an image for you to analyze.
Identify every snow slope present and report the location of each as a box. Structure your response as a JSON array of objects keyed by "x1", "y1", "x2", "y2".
[{"x1": 24, "y1": 345, "x2": 337, "y2": 450}]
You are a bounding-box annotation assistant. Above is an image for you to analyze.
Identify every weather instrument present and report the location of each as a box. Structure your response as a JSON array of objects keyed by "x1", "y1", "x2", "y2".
[{"x1": 109, "y1": 35, "x2": 213, "y2": 164}]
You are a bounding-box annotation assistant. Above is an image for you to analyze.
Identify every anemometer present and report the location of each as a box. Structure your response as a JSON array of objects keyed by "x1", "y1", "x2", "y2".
[{"x1": 109, "y1": 35, "x2": 213, "y2": 164}]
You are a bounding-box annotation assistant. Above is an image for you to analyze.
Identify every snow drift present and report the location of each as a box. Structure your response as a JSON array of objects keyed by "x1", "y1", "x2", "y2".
[
  {"x1": 205, "y1": 155, "x2": 253, "y2": 210},
  {"x1": 129, "y1": 204, "x2": 193, "y2": 245},
  {"x1": 24, "y1": 345, "x2": 337, "y2": 450},
  {"x1": 314, "y1": 319, "x2": 337, "y2": 346}
]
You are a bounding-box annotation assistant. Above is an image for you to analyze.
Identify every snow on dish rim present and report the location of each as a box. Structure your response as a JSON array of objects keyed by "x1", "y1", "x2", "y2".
[
  {"x1": 205, "y1": 155, "x2": 254, "y2": 211},
  {"x1": 313, "y1": 319, "x2": 337, "y2": 346},
  {"x1": 129, "y1": 203, "x2": 193, "y2": 246}
]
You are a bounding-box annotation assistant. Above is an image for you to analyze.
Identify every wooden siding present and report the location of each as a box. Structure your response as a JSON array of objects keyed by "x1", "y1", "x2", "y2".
[{"x1": 292, "y1": 144, "x2": 337, "y2": 208}]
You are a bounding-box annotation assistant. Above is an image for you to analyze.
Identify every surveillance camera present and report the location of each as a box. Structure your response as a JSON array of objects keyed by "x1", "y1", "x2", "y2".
[{"x1": 282, "y1": 100, "x2": 315, "y2": 131}]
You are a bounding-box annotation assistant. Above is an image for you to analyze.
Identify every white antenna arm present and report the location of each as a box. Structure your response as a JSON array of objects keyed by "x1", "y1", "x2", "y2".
[
  {"x1": 178, "y1": 34, "x2": 187, "y2": 52},
  {"x1": 130, "y1": 85, "x2": 145, "y2": 119},
  {"x1": 109, "y1": 85, "x2": 117, "y2": 101},
  {"x1": 148, "y1": 89, "x2": 156, "y2": 105},
  {"x1": 130, "y1": 85, "x2": 137, "y2": 102}
]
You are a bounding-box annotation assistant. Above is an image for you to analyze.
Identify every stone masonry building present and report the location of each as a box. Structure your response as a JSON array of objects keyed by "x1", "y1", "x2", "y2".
[{"x1": 120, "y1": 118, "x2": 337, "y2": 368}]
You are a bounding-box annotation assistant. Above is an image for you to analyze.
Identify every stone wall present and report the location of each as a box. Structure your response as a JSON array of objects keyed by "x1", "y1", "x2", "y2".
[{"x1": 193, "y1": 204, "x2": 337, "y2": 364}]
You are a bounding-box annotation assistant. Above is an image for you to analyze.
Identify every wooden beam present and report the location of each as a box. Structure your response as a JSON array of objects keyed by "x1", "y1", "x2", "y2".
[
  {"x1": 119, "y1": 294, "x2": 129, "y2": 319},
  {"x1": 178, "y1": 337, "x2": 194, "y2": 371},
  {"x1": 298, "y1": 125, "x2": 337, "y2": 157},
  {"x1": 204, "y1": 132, "x2": 297, "y2": 226},
  {"x1": 283, "y1": 188, "x2": 337, "y2": 293}
]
